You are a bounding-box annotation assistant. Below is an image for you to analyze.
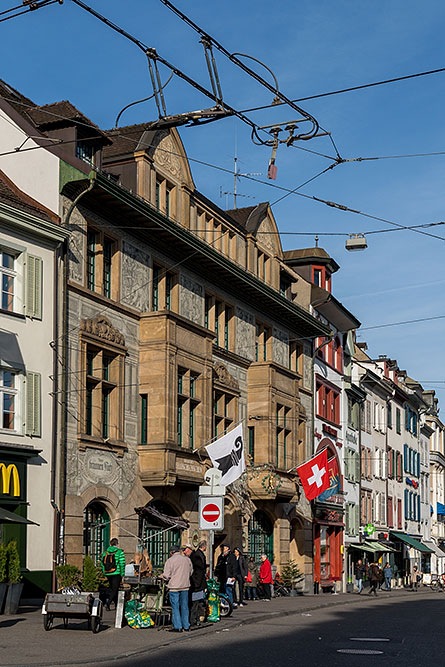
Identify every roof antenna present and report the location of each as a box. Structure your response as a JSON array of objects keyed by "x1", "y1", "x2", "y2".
[{"x1": 315, "y1": 235, "x2": 319, "y2": 248}]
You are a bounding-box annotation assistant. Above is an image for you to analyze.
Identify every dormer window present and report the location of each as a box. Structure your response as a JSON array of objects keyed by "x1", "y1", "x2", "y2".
[
  {"x1": 76, "y1": 140, "x2": 95, "y2": 166},
  {"x1": 312, "y1": 265, "x2": 332, "y2": 292}
]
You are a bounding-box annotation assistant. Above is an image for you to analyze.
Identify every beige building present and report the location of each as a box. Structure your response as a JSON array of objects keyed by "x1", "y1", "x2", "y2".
[{"x1": 52, "y1": 120, "x2": 330, "y2": 585}]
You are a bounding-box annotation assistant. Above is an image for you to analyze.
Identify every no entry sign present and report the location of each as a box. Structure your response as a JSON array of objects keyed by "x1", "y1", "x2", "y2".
[{"x1": 199, "y1": 496, "x2": 224, "y2": 530}]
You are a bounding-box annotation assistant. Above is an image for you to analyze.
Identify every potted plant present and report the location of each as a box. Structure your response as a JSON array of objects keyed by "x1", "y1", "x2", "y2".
[
  {"x1": 82, "y1": 556, "x2": 100, "y2": 593},
  {"x1": 4, "y1": 541, "x2": 23, "y2": 614},
  {"x1": 55, "y1": 564, "x2": 81, "y2": 590},
  {"x1": 281, "y1": 559, "x2": 304, "y2": 596},
  {"x1": 0, "y1": 544, "x2": 8, "y2": 614}
]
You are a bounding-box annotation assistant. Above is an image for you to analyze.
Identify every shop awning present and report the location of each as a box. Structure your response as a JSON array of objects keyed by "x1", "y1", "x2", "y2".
[
  {"x1": 390, "y1": 531, "x2": 433, "y2": 553},
  {"x1": 0, "y1": 507, "x2": 38, "y2": 525},
  {"x1": 134, "y1": 504, "x2": 189, "y2": 530},
  {"x1": 349, "y1": 542, "x2": 376, "y2": 553},
  {"x1": 423, "y1": 541, "x2": 445, "y2": 558}
]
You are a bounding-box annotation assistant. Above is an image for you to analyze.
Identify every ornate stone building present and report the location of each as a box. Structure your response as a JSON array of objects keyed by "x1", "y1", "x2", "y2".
[{"x1": 57, "y1": 121, "x2": 330, "y2": 584}]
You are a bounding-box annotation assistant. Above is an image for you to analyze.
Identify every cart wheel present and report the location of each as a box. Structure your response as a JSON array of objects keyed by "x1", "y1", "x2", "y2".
[
  {"x1": 43, "y1": 613, "x2": 53, "y2": 631},
  {"x1": 91, "y1": 615, "x2": 101, "y2": 633}
]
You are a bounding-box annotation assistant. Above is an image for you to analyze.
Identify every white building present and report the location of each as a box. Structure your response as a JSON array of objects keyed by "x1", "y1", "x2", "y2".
[{"x1": 0, "y1": 170, "x2": 68, "y2": 597}]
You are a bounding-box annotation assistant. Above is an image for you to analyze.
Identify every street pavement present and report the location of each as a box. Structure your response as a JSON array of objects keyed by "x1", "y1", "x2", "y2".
[{"x1": 0, "y1": 589, "x2": 442, "y2": 666}]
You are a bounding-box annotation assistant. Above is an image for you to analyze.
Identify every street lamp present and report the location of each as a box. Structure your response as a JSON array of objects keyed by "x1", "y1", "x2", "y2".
[{"x1": 345, "y1": 234, "x2": 367, "y2": 251}]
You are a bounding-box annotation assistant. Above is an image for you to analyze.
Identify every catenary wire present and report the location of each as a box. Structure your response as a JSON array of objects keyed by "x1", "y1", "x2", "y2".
[
  {"x1": 0, "y1": 0, "x2": 58, "y2": 23},
  {"x1": 360, "y1": 315, "x2": 445, "y2": 331},
  {"x1": 1, "y1": 97, "x2": 445, "y2": 243},
  {"x1": 239, "y1": 66, "x2": 445, "y2": 114}
]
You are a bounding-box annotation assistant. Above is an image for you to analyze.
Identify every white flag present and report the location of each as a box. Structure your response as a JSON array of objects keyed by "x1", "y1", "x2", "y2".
[{"x1": 205, "y1": 423, "x2": 245, "y2": 486}]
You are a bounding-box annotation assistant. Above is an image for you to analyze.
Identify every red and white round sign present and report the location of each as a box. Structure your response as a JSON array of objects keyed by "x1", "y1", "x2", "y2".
[
  {"x1": 202, "y1": 503, "x2": 220, "y2": 523},
  {"x1": 199, "y1": 496, "x2": 224, "y2": 529}
]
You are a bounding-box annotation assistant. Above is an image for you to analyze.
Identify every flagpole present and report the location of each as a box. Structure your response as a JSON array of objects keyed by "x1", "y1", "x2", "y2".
[{"x1": 191, "y1": 419, "x2": 244, "y2": 454}]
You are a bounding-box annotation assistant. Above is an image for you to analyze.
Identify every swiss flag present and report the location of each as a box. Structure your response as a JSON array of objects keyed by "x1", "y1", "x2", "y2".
[{"x1": 296, "y1": 449, "x2": 330, "y2": 501}]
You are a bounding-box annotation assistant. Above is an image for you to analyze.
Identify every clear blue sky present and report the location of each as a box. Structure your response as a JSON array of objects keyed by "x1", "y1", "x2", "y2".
[{"x1": 2, "y1": 0, "x2": 444, "y2": 408}]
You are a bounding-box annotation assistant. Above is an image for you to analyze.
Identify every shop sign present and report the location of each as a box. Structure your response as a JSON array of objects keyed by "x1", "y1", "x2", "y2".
[{"x1": 0, "y1": 460, "x2": 24, "y2": 501}]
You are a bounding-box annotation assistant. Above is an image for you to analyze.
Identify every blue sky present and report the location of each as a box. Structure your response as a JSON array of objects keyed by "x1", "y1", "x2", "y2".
[{"x1": 1, "y1": 0, "x2": 444, "y2": 407}]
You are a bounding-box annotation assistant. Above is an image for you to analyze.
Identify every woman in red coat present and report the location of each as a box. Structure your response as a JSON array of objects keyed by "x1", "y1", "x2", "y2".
[{"x1": 259, "y1": 554, "x2": 273, "y2": 600}]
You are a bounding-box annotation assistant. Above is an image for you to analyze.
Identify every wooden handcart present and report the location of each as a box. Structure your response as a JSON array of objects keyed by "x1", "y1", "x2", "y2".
[{"x1": 42, "y1": 592, "x2": 103, "y2": 633}]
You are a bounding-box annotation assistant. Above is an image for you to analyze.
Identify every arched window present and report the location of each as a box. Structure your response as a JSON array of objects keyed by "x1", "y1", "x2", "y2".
[
  {"x1": 83, "y1": 501, "x2": 110, "y2": 564},
  {"x1": 248, "y1": 510, "x2": 274, "y2": 563},
  {"x1": 140, "y1": 501, "x2": 181, "y2": 569}
]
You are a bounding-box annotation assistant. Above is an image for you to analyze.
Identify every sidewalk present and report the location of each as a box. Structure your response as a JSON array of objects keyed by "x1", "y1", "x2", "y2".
[{"x1": 1, "y1": 588, "x2": 424, "y2": 667}]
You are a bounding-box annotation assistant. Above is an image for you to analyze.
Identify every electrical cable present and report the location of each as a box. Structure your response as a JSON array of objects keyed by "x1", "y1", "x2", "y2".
[
  {"x1": 0, "y1": 0, "x2": 58, "y2": 23},
  {"x1": 114, "y1": 71, "x2": 174, "y2": 128},
  {"x1": 360, "y1": 315, "x2": 445, "y2": 331},
  {"x1": 238, "y1": 66, "x2": 445, "y2": 114}
]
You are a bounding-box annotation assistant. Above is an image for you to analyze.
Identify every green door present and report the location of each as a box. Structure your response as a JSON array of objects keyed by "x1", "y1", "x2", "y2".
[{"x1": 83, "y1": 502, "x2": 110, "y2": 564}]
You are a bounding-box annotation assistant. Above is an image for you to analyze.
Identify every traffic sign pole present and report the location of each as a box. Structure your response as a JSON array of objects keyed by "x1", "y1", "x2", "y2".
[{"x1": 209, "y1": 529, "x2": 214, "y2": 579}]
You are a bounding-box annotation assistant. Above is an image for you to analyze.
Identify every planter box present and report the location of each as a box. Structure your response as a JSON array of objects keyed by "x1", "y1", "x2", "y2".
[{"x1": 4, "y1": 583, "x2": 23, "y2": 615}]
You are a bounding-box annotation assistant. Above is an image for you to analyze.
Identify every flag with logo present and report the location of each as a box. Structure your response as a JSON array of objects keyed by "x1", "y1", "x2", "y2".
[
  {"x1": 205, "y1": 423, "x2": 245, "y2": 486},
  {"x1": 296, "y1": 449, "x2": 329, "y2": 501},
  {"x1": 317, "y1": 457, "x2": 341, "y2": 502}
]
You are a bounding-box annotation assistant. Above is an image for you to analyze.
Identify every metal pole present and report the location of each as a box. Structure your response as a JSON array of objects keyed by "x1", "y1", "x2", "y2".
[{"x1": 209, "y1": 529, "x2": 215, "y2": 579}]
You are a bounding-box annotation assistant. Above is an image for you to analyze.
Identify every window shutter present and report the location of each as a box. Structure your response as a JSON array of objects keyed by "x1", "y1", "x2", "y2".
[
  {"x1": 417, "y1": 495, "x2": 421, "y2": 520},
  {"x1": 25, "y1": 254, "x2": 43, "y2": 319},
  {"x1": 25, "y1": 372, "x2": 41, "y2": 436},
  {"x1": 404, "y1": 444, "x2": 408, "y2": 472},
  {"x1": 404, "y1": 489, "x2": 408, "y2": 519},
  {"x1": 417, "y1": 452, "x2": 420, "y2": 478},
  {"x1": 345, "y1": 503, "x2": 351, "y2": 534},
  {"x1": 355, "y1": 451, "x2": 360, "y2": 482}
]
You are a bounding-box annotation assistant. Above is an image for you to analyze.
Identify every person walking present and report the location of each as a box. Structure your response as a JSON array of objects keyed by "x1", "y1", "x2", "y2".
[
  {"x1": 410, "y1": 565, "x2": 420, "y2": 591},
  {"x1": 215, "y1": 544, "x2": 236, "y2": 605},
  {"x1": 259, "y1": 553, "x2": 273, "y2": 601},
  {"x1": 190, "y1": 540, "x2": 207, "y2": 626},
  {"x1": 245, "y1": 556, "x2": 259, "y2": 600},
  {"x1": 100, "y1": 538, "x2": 126, "y2": 611},
  {"x1": 368, "y1": 561, "x2": 380, "y2": 596},
  {"x1": 233, "y1": 547, "x2": 248, "y2": 607},
  {"x1": 354, "y1": 559, "x2": 365, "y2": 594},
  {"x1": 383, "y1": 562, "x2": 393, "y2": 591},
  {"x1": 161, "y1": 545, "x2": 193, "y2": 632}
]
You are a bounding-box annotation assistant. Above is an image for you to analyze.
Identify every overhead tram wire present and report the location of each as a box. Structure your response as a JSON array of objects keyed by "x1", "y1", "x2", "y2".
[
  {"x1": 0, "y1": 0, "x2": 59, "y2": 23},
  {"x1": 238, "y1": 66, "x2": 445, "y2": 114},
  {"x1": 360, "y1": 315, "x2": 445, "y2": 331},
  {"x1": 0, "y1": 98, "x2": 444, "y2": 243}
]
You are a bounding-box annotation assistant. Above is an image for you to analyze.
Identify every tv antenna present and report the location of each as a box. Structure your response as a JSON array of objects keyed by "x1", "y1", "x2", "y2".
[{"x1": 220, "y1": 156, "x2": 262, "y2": 209}]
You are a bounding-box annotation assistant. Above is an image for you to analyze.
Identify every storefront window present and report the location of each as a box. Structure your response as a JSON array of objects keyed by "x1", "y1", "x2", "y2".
[{"x1": 320, "y1": 526, "x2": 330, "y2": 579}]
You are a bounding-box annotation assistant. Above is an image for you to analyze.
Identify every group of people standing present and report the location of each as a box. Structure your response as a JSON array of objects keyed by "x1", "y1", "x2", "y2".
[{"x1": 214, "y1": 545, "x2": 273, "y2": 604}]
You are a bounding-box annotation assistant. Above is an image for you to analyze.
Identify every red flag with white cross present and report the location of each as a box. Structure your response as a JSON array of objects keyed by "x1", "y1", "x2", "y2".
[{"x1": 296, "y1": 449, "x2": 330, "y2": 501}]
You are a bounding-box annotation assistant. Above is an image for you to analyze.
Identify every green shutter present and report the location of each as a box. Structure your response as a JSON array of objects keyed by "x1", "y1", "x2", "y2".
[
  {"x1": 25, "y1": 254, "x2": 42, "y2": 319},
  {"x1": 25, "y1": 372, "x2": 41, "y2": 436}
]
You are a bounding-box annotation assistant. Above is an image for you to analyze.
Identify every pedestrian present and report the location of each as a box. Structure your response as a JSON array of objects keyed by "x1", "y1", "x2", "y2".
[
  {"x1": 383, "y1": 562, "x2": 393, "y2": 591},
  {"x1": 245, "y1": 556, "x2": 259, "y2": 600},
  {"x1": 214, "y1": 544, "x2": 236, "y2": 606},
  {"x1": 233, "y1": 547, "x2": 248, "y2": 607},
  {"x1": 354, "y1": 559, "x2": 365, "y2": 594},
  {"x1": 410, "y1": 565, "x2": 421, "y2": 591},
  {"x1": 368, "y1": 561, "x2": 380, "y2": 596},
  {"x1": 161, "y1": 545, "x2": 193, "y2": 632},
  {"x1": 100, "y1": 537, "x2": 126, "y2": 611},
  {"x1": 190, "y1": 540, "x2": 207, "y2": 626},
  {"x1": 259, "y1": 553, "x2": 273, "y2": 601}
]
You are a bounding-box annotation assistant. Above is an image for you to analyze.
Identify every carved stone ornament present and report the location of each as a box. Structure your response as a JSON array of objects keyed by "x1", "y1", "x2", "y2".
[
  {"x1": 154, "y1": 133, "x2": 182, "y2": 180},
  {"x1": 80, "y1": 315, "x2": 126, "y2": 348},
  {"x1": 213, "y1": 362, "x2": 239, "y2": 391}
]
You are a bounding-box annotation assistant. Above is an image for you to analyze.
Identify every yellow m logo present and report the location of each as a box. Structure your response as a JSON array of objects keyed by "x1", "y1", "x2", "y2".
[{"x1": 0, "y1": 463, "x2": 20, "y2": 497}]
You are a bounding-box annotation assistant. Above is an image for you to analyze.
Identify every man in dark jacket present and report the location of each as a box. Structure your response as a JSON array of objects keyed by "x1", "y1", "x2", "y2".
[
  {"x1": 368, "y1": 562, "x2": 381, "y2": 596},
  {"x1": 190, "y1": 540, "x2": 207, "y2": 626},
  {"x1": 215, "y1": 544, "x2": 236, "y2": 604},
  {"x1": 101, "y1": 538, "x2": 126, "y2": 610},
  {"x1": 354, "y1": 559, "x2": 365, "y2": 594}
]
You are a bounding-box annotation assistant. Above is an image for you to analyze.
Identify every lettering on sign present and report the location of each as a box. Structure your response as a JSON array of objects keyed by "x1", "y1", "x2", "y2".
[
  {"x1": 0, "y1": 463, "x2": 20, "y2": 497},
  {"x1": 84, "y1": 452, "x2": 118, "y2": 484}
]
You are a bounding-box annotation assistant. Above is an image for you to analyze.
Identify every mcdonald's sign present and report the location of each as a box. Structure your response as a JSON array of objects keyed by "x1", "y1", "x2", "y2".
[{"x1": 0, "y1": 463, "x2": 21, "y2": 499}]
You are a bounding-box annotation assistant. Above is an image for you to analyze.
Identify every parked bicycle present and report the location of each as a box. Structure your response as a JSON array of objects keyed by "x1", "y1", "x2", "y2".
[{"x1": 429, "y1": 574, "x2": 445, "y2": 592}]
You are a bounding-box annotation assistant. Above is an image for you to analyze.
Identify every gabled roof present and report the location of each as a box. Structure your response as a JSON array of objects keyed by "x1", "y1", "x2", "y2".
[
  {"x1": 27, "y1": 101, "x2": 110, "y2": 142},
  {"x1": 104, "y1": 122, "x2": 152, "y2": 158},
  {"x1": 283, "y1": 246, "x2": 340, "y2": 274},
  {"x1": 0, "y1": 170, "x2": 59, "y2": 223},
  {"x1": 0, "y1": 79, "x2": 37, "y2": 126}
]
